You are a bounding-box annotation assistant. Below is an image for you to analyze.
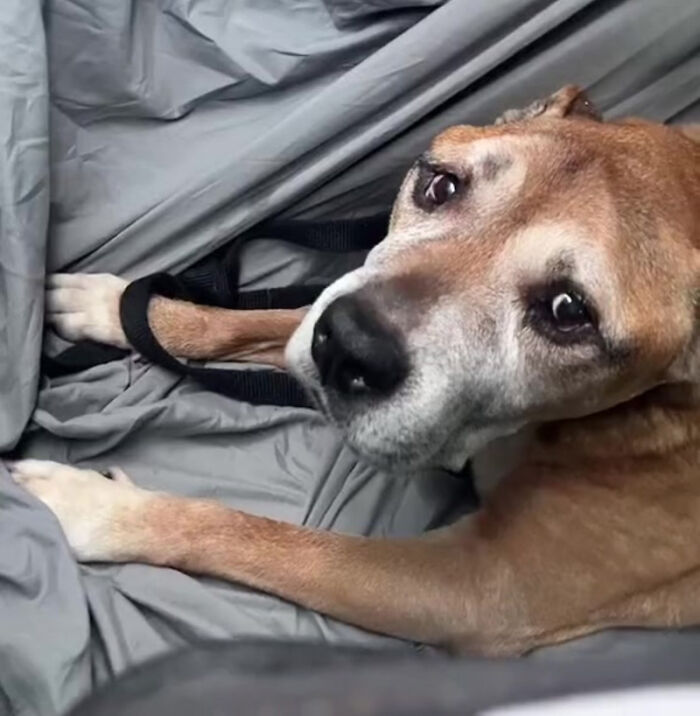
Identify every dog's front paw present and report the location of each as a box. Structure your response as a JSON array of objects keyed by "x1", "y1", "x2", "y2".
[
  {"x1": 46, "y1": 273, "x2": 130, "y2": 349},
  {"x1": 8, "y1": 459, "x2": 152, "y2": 562}
]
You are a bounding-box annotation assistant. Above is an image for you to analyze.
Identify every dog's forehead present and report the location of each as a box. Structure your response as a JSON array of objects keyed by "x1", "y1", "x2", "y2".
[{"x1": 429, "y1": 125, "x2": 548, "y2": 168}]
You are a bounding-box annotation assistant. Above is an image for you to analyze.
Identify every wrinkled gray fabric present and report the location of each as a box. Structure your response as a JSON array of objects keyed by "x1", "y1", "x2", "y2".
[
  {"x1": 1, "y1": 1, "x2": 700, "y2": 714},
  {"x1": 0, "y1": 0, "x2": 48, "y2": 452}
]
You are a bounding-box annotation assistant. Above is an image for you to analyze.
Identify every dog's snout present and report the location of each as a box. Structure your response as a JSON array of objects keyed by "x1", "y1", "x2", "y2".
[{"x1": 311, "y1": 295, "x2": 408, "y2": 397}]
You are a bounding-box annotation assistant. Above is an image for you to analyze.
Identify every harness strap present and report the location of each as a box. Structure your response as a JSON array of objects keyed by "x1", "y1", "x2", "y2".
[
  {"x1": 119, "y1": 273, "x2": 312, "y2": 408},
  {"x1": 44, "y1": 214, "x2": 389, "y2": 408}
]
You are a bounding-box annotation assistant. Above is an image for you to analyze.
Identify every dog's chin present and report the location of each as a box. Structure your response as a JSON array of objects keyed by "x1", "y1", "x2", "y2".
[
  {"x1": 290, "y1": 357, "x2": 509, "y2": 473},
  {"x1": 343, "y1": 420, "x2": 500, "y2": 473},
  {"x1": 303, "y1": 395, "x2": 473, "y2": 473},
  {"x1": 344, "y1": 423, "x2": 513, "y2": 473},
  {"x1": 317, "y1": 395, "x2": 522, "y2": 475},
  {"x1": 297, "y1": 386, "x2": 441, "y2": 470},
  {"x1": 345, "y1": 436, "x2": 445, "y2": 472}
]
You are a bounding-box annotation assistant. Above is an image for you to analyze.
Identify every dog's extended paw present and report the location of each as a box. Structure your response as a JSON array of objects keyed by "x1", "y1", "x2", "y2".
[
  {"x1": 46, "y1": 273, "x2": 130, "y2": 349},
  {"x1": 8, "y1": 459, "x2": 152, "y2": 562}
]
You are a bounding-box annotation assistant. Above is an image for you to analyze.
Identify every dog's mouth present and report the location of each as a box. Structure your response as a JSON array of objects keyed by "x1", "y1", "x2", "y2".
[
  {"x1": 295, "y1": 363, "x2": 522, "y2": 473},
  {"x1": 295, "y1": 376, "x2": 462, "y2": 470},
  {"x1": 304, "y1": 383, "x2": 329, "y2": 415}
]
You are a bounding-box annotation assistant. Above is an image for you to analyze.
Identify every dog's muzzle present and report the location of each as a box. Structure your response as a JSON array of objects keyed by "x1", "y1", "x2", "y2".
[{"x1": 311, "y1": 294, "x2": 408, "y2": 398}]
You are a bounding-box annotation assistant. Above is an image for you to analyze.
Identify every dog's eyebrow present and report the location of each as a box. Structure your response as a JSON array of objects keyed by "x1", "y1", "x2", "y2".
[
  {"x1": 414, "y1": 153, "x2": 467, "y2": 181},
  {"x1": 546, "y1": 255, "x2": 575, "y2": 277},
  {"x1": 481, "y1": 153, "x2": 513, "y2": 181},
  {"x1": 414, "y1": 152, "x2": 441, "y2": 171},
  {"x1": 417, "y1": 151, "x2": 509, "y2": 182}
]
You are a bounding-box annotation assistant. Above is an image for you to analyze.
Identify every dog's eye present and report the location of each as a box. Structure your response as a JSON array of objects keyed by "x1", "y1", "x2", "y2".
[
  {"x1": 526, "y1": 283, "x2": 597, "y2": 345},
  {"x1": 424, "y1": 173, "x2": 458, "y2": 206},
  {"x1": 550, "y1": 292, "x2": 591, "y2": 331}
]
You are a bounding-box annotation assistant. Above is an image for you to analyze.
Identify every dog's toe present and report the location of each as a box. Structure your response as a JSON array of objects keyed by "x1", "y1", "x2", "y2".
[
  {"x1": 44, "y1": 273, "x2": 130, "y2": 349},
  {"x1": 9, "y1": 459, "x2": 148, "y2": 562}
]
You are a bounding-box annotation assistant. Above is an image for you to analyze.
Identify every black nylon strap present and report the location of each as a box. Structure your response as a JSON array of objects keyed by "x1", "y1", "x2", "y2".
[
  {"x1": 231, "y1": 285, "x2": 325, "y2": 310},
  {"x1": 178, "y1": 215, "x2": 388, "y2": 308},
  {"x1": 119, "y1": 274, "x2": 312, "y2": 408},
  {"x1": 119, "y1": 274, "x2": 197, "y2": 374},
  {"x1": 254, "y1": 215, "x2": 388, "y2": 253},
  {"x1": 44, "y1": 214, "x2": 389, "y2": 406},
  {"x1": 42, "y1": 341, "x2": 129, "y2": 378}
]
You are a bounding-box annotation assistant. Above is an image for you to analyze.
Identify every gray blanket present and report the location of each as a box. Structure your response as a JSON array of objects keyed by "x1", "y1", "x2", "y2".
[{"x1": 1, "y1": 1, "x2": 699, "y2": 714}]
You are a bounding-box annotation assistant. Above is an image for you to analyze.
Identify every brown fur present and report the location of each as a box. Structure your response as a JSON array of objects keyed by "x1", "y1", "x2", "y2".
[
  {"x1": 147, "y1": 297, "x2": 304, "y2": 368},
  {"x1": 123, "y1": 388, "x2": 700, "y2": 654},
  {"x1": 29, "y1": 87, "x2": 700, "y2": 654}
]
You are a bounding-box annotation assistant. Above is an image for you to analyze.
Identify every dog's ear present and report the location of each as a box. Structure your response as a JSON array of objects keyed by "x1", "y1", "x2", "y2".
[{"x1": 495, "y1": 85, "x2": 601, "y2": 125}]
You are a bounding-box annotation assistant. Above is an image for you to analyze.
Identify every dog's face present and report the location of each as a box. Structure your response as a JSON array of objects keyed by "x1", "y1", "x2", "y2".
[{"x1": 286, "y1": 87, "x2": 700, "y2": 470}]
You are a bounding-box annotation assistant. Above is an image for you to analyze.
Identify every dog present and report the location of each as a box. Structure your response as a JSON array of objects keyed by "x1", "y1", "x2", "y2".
[{"x1": 10, "y1": 86, "x2": 700, "y2": 656}]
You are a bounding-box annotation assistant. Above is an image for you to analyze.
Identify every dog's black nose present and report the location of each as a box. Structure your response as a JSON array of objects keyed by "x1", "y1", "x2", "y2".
[{"x1": 311, "y1": 295, "x2": 408, "y2": 397}]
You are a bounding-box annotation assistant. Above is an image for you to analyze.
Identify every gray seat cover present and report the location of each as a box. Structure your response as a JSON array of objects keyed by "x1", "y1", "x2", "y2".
[{"x1": 1, "y1": 1, "x2": 699, "y2": 713}]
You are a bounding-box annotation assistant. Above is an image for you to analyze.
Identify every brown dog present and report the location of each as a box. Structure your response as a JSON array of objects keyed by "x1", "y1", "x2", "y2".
[{"x1": 11, "y1": 86, "x2": 700, "y2": 655}]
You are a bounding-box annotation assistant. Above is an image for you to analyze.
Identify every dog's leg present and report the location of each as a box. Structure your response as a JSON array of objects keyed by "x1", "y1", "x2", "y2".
[
  {"x1": 8, "y1": 460, "x2": 505, "y2": 650},
  {"x1": 46, "y1": 273, "x2": 305, "y2": 367},
  {"x1": 12, "y1": 458, "x2": 700, "y2": 654},
  {"x1": 144, "y1": 298, "x2": 305, "y2": 368}
]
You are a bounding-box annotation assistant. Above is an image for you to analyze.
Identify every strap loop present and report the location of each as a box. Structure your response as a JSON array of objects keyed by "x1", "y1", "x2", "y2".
[
  {"x1": 119, "y1": 273, "x2": 313, "y2": 408},
  {"x1": 44, "y1": 214, "x2": 389, "y2": 407}
]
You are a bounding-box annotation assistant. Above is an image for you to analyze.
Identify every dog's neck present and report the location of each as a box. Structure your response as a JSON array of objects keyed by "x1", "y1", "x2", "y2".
[
  {"x1": 532, "y1": 382, "x2": 700, "y2": 465},
  {"x1": 471, "y1": 382, "x2": 700, "y2": 497}
]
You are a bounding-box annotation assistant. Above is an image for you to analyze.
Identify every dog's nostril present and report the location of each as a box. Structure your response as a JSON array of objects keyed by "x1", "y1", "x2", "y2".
[
  {"x1": 311, "y1": 295, "x2": 408, "y2": 398},
  {"x1": 347, "y1": 373, "x2": 368, "y2": 394},
  {"x1": 311, "y1": 323, "x2": 331, "y2": 377},
  {"x1": 315, "y1": 329, "x2": 329, "y2": 346}
]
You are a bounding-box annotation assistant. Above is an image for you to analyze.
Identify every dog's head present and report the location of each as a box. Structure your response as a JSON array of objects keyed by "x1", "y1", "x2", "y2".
[{"x1": 286, "y1": 86, "x2": 700, "y2": 470}]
